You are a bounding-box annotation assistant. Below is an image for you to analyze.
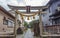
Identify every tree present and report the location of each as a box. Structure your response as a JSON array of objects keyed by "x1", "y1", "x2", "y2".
[
  {"x1": 29, "y1": 20, "x2": 39, "y2": 28},
  {"x1": 24, "y1": 21, "x2": 28, "y2": 28}
]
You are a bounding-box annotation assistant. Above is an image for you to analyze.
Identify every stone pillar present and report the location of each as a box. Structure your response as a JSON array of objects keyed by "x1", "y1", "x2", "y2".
[
  {"x1": 39, "y1": 9, "x2": 43, "y2": 38},
  {"x1": 14, "y1": 11, "x2": 18, "y2": 38}
]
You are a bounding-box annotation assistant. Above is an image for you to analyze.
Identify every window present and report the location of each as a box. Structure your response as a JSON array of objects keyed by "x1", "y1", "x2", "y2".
[
  {"x1": 58, "y1": 4, "x2": 60, "y2": 7},
  {"x1": 8, "y1": 19, "x2": 14, "y2": 28},
  {"x1": 3, "y1": 17, "x2": 8, "y2": 25},
  {"x1": 3, "y1": 17, "x2": 14, "y2": 27}
]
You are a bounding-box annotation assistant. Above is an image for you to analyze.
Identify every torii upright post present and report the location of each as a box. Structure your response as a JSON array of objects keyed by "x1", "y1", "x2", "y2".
[
  {"x1": 14, "y1": 11, "x2": 18, "y2": 38},
  {"x1": 39, "y1": 9, "x2": 43, "y2": 38}
]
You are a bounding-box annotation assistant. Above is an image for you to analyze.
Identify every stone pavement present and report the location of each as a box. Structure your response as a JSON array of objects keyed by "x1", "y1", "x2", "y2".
[
  {"x1": 16, "y1": 34, "x2": 24, "y2": 38},
  {"x1": 34, "y1": 36, "x2": 40, "y2": 38},
  {"x1": 24, "y1": 29, "x2": 34, "y2": 38},
  {"x1": 16, "y1": 29, "x2": 40, "y2": 38}
]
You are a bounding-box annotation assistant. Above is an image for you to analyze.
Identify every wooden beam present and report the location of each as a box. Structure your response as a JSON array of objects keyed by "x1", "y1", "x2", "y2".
[
  {"x1": 16, "y1": 10, "x2": 37, "y2": 16},
  {"x1": 41, "y1": 35, "x2": 60, "y2": 37},
  {"x1": 8, "y1": 5, "x2": 48, "y2": 10},
  {"x1": 16, "y1": 10, "x2": 46, "y2": 17},
  {"x1": 0, "y1": 35, "x2": 14, "y2": 37}
]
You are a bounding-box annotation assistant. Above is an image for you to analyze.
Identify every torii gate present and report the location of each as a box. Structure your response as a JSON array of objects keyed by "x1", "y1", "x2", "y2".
[{"x1": 8, "y1": 5, "x2": 48, "y2": 38}]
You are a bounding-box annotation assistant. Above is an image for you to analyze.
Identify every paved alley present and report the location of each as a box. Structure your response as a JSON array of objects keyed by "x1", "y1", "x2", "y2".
[
  {"x1": 24, "y1": 29, "x2": 34, "y2": 38},
  {"x1": 16, "y1": 29, "x2": 34, "y2": 38}
]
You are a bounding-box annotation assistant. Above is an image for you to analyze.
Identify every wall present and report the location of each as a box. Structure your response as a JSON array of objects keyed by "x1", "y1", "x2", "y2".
[
  {"x1": 0, "y1": 10, "x2": 14, "y2": 32},
  {"x1": 45, "y1": 25, "x2": 60, "y2": 34}
]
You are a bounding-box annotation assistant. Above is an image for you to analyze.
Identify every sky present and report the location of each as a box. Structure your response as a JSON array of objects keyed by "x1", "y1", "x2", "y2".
[
  {"x1": 0, "y1": 0, "x2": 50, "y2": 22},
  {"x1": 0, "y1": 0, "x2": 49, "y2": 10}
]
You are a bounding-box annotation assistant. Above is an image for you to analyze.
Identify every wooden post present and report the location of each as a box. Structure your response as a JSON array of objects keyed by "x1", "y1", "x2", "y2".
[
  {"x1": 14, "y1": 11, "x2": 18, "y2": 38},
  {"x1": 20, "y1": 15, "x2": 24, "y2": 32},
  {"x1": 21, "y1": 16, "x2": 24, "y2": 27},
  {"x1": 39, "y1": 9, "x2": 43, "y2": 38}
]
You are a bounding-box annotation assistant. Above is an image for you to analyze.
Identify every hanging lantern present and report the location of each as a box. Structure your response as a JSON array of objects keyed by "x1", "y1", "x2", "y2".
[
  {"x1": 27, "y1": 16, "x2": 30, "y2": 20},
  {"x1": 33, "y1": 16, "x2": 35, "y2": 19}
]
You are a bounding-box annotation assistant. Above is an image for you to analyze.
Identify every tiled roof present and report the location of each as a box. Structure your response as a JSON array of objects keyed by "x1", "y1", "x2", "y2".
[
  {"x1": 0, "y1": 6, "x2": 15, "y2": 19},
  {"x1": 47, "y1": 0, "x2": 60, "y2": 7}
]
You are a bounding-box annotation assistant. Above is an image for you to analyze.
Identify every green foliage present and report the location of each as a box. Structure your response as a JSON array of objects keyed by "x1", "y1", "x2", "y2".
[
  {"x1": 24, "y1": 20, "x2": 39, "y2": 28},
  {"x1": 29, "y1": 21, "x2": 33, "y2": 28},
  {"x1": 29, "y1": 20, "x2": 39, "y2": 28},
  {"x1": 24, "y1": 21, "x2": 28, "y2": 27}
]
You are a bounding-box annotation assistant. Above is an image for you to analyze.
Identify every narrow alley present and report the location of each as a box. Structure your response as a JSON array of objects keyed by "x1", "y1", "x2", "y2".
[{"x1": 16, "y1": 29, "x2": 39, "y2": 38}]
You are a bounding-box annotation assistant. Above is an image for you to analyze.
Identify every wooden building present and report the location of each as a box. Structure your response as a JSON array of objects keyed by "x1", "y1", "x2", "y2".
[
  {"x1": 43, "y1": 0, "x2": 60, "y2": 35},
  {"x1": 0, "y1": 6, "x2": 15, "y2": 38},
  {"x1": 0, "y1": 6, "x2": 23, "y2": 38},
  {"x1": 0, "y1": 6, "x2": 15, "y2": 35},
  {"x1": 44, "y1": 25, "x2": 60, "y2": 34},
  {"x1": 45, "y1": 0, "x2": 60, "y2": 34}
]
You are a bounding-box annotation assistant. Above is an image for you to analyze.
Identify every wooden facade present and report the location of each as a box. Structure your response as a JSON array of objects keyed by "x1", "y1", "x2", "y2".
[
  {"x1": 44, "y1": 25, "x2": 60, "y2": 34},
  {"x1": 0, "y1": 6, "x2": 15, "y2": 32},
  {"x1": 0, "y1": 6, "x2": 15, "y2": 38},
  {"x1": 50, "y1": 10, "x2": 60, "y2": 25}
]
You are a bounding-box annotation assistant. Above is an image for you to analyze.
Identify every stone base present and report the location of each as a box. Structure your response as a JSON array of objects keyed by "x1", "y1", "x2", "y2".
[{"x1": 0, "y1": 37, "x2": 14, "y2": 38}]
